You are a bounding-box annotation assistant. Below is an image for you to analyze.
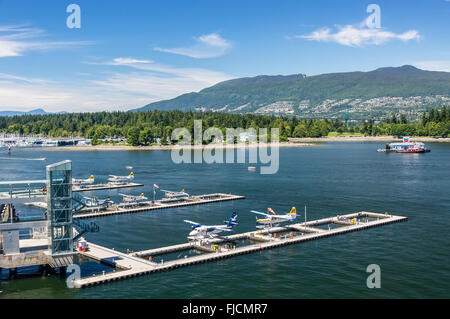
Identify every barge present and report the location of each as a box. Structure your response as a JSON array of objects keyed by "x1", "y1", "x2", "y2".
[{"x1": 378, "y1": 137, "x2": 431, "y2": 153}]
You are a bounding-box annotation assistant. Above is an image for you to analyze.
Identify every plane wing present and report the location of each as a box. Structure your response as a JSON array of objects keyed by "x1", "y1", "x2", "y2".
[
  {"x1": 269, "y1": 215, "x2": 294, "y2": 220},
  {"x1": 206, "y1": 226, "x2": 233, "y2": 232},
  {"x1": 250, "y1": 210, "x2": 270, "y2": 217},
  {"x1": 161, "y1": 189, "x2": 188, "y2": 196},
  {"x1": 184, "y1": 220, "x2": 202, "y2": 228}
]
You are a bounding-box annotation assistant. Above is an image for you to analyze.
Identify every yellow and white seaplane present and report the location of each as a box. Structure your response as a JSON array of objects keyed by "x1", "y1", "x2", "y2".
[
  {"x1": 108, "y1": 172, "x2": 134, "y2": 183},
  {"x1": 72, "y1": 175, "x2": 95, "y2": 185},
  {"x1": 250, "y1": 207, "x2": 297, "y2": 228},
  {"x1": 160, "y1": 188, "x2": 189, "y2": 198},
  {"x1": 119, "y1": 193, "x2": 148, "y2": 202}
]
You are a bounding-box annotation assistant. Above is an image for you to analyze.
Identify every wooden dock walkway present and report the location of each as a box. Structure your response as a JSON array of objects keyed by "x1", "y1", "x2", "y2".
[{"x1": 72, "y1": 211, "x2": 407, "y2": 288}]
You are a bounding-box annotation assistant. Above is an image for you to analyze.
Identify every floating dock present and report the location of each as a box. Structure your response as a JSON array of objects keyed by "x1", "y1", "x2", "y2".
[
  {"x1": 73, "y1": 193, "x2": 245, "y2": 219},
  {"x1": 72, "y1": 182, "x2": 144, "y2": 192},
  {"x1": 72, "y1": 211, "x2": 407, "y2": 288},
  {"x1": 24, "y1": 193, "x2": 245, "y2": 219}
]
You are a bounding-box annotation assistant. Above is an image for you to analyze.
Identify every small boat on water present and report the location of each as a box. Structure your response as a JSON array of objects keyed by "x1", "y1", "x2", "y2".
[{"x1": 377, "y1": 137, "x2": 431, "y2": 153}]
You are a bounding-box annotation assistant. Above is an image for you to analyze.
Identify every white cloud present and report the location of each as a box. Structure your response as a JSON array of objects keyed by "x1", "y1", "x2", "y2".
[
  {"x1": 98, "y1": 57, "x2": 231, "y2": 86},
  {"x1": 111, "y1": 57, "x2": 153, "y2": 65},
  {"x1": 0, "y1": 72, "x2": 54, "y2": 84},
  {"x1": 0, "y1": 74, "x2": 161, "y2": 113},
  {"x1": 412, "y1": 60, "x2": 450, "y2": 72},
  {"x1": 298, "y1": 24, "x2": 420, "y2": 47},
  {"x1": 0, "y1": 25, "x2": 93, "y2": 58},
  {"x1": 0, "y1": 58, "x2": 232, "y2": 112},
  {"x1": 87, "y1": 58, "x2": 232, "y2": 107},
  {"x1": 154, "y1": 33, "x2": 232, "y2": 58}
]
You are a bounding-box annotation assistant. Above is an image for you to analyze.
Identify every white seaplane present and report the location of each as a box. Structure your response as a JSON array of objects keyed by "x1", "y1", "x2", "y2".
[
  {"x1": 108, "y1": 172, "x2": 134, "y2": 183},
  {"x1": 160, "y1": 189, "x2": 189, "y2": 198},
  {"x1": 184, "y1": 212, "x2": 239, "y2": 240},
  {"x1": 119, "y1": 193, "x2": 148, "y2": 203},
  {"x1": 250, "y1": 207, "x2": 297, "y2": 228},
  {"x1": 72, "y1": 175, "x2": 95, "y2": 185},
  {"x1": 83, "y1": 195, "x2": 114, "y2": 207}
]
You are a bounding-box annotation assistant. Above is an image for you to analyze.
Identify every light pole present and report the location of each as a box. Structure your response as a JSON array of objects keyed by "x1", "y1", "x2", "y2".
[{"x1": 304, "y1": 205, "x2": 307, "y2": 224}]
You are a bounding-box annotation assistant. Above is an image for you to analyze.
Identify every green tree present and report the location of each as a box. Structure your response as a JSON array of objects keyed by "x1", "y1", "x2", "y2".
[{"x1": 127, "y1": 127, "x2": 141, "y2": 146}]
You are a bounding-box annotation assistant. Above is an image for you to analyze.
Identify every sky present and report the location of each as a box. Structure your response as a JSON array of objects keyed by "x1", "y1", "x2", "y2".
[{"x1": 0, "y1": 0, "x2": 449, "y2": 113}]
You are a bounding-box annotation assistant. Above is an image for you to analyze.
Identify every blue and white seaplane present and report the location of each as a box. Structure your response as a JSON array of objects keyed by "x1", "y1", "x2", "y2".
[
  {"x1": 184, "y1": 212, "x2": 239, "y2": 240},
  {"x1": 108, "y1": 172, "x2": 135, "y2": 183},
  {"x1": 250, "y1": 207, "x2": 297, "y2": 228}
]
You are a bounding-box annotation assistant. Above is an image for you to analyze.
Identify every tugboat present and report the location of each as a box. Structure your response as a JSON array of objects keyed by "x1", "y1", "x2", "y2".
[{"x1": 377, "y1": 137, "x2": 431, "y2": 153}]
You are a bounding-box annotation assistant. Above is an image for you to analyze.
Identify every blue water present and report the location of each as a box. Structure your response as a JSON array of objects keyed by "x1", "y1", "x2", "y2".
[{"x1": 0, "y1": 142, "x2": 449, "y2": 298}]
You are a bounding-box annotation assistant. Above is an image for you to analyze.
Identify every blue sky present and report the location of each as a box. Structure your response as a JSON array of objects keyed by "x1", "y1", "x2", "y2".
[{"x1": 0, "y1": 0, "x2": 449, "y2": 112}]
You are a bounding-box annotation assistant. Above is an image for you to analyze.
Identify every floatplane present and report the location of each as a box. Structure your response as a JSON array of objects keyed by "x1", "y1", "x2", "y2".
[
  {"x1": 119, "y1": 193, "x2": 148, "y2": 203},
  {"x1": 72, "y1": 175, "x2": 95, "y2": 185},
  {"x1": 184, "y1": 212, "x2": 239, "y2": 240},
  {"x1": 108, "y1": 172, "x2": 135, "y2": 183},
  {"x1": 84, "y1": 195, "x2": 113, "y2": 207},
  {"x1": 250, "y1": 207, "x2": 297, "y2": 228},
  {"x1": 73, "y1": 194, "x2": 113, "y2": 210},
  {"x1": 161, "y1": 189, "x2": 189, "y2": 198}
]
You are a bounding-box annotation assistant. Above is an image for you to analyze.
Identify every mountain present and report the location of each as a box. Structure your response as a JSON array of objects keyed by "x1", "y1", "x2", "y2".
[
  {"x1": 135, "y1": 65, "x2": 450, "y2": 120},
  {"x1": 0, "y1": 108, "x2": 62, "y2": 117}
]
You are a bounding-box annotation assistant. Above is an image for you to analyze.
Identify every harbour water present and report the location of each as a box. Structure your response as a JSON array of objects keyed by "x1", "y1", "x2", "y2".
[{"x1": 0, "y1": 142, "x2": 449, "y2": 298}]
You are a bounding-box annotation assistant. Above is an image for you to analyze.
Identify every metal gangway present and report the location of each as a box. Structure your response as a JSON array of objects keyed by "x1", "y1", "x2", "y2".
[
  {"x1": 0, "y1": 184, "x2": 100, "y2": 240},
  {"x1": 0, "y1": 180, "x2": 47, "y2": 200},
  {"x1": 72, "y1": 192, "x2": 100, "y2": 241}
]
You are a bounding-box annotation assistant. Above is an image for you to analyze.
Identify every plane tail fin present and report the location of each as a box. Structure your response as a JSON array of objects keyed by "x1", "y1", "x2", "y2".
[
  {"x1": 289, "y1": 207, "x2": 297, "y2": 217},
  {"x1": 227, "y1": 212, "x2": 239, "y2": 228}
]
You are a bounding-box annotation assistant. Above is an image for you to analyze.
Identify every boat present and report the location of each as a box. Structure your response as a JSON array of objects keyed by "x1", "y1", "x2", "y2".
[{"x1": 377, "y1": 137, "x2": 430, "y2": 153}]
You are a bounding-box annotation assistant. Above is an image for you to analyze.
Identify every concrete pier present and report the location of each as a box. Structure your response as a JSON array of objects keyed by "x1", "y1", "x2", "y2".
[{"x1": 72, "y1": 211, "x2": 407, "y2": 288}]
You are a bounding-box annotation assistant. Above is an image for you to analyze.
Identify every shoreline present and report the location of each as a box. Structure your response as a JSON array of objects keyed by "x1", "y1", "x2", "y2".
[
  {"x1": 289, "y1": 136, "x2": 450, "y2": 143},
  {"x1": 41, "y1": 142, "x2": 316, "y2": 151},
  {"x1": 27, "y1": 135, "x2": 449, "y2": 151}
]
